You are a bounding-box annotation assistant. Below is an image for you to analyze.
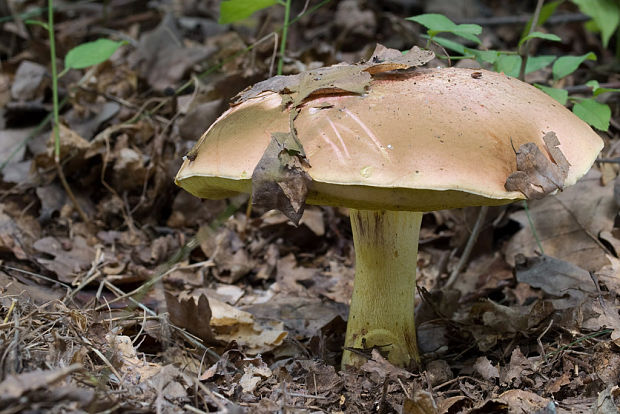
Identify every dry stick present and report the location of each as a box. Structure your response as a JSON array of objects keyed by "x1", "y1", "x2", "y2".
[
  {"x1": 444, "y1": 205, "x2": 488, "y2": 289},
  {"x1": 519, "y1": 0, "x2": 545, "y2": 81},
  {"x1": 454, "y1": 13, "x2": 589, "y2": 26},
  {"x1": 537, "y1": 318, "x2": 554, "y2": 363}
]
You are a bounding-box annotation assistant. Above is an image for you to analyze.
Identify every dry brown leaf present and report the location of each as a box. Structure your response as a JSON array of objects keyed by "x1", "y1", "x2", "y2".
[
  {"x1": 515, "y1": 254, "x2": 596, "y2": 309},
  {"x1": 583, "y1": 300, "x2": 620, "y2": 346},
  {"x1": 239, "y1": 361, "x2": 272, "y2": 394},
  {"x1": 360, "y1": 349, "x2": 414, "y2": 381},
  {"x1": 252, "y1": 131, "x2": 312, "y2": 224},
  {"x1": 545, "y1": 371, "x2": 571, "y2": 393},
  {"x1": 473, "y1": 356, "x2": 499, "y2": 381},
  {"x1": 106, "y1": 334, "x2": 161, "y2": 385},
  {"x1": 425, "y1": 360, "x2": 453, "y2": 386},
  {"x1": 129, "y1": 14, "x2": 215, "y2": 91},
  {"x1": 363, "y1": 45, "x2": 435, "y2": 75},
  {"x1": 0, "y1": 364, "x2": 82, "y2": 404},
  {"x1": 497, "y1": 389, "x2": 553, "y2": 413},
  {"x1": 505, "y1": 168, "x2": 615, "y2": 271},
  {"x1": 33, "y1": 236, "x2": 96, "y2": 283},
  {"x1": 594, "y1": 386, "x2": 620, "y2": 414},
  {"x1": 402, "y1": 391, "x2": 439, "y2": 414},
  {"x1": 208, "y1": 296, "x2": 287, "y2": 354},
  {"x1": 292, "y1": 64, "x2": 372, "y2": 106},
  {"x1": 276, "y1": 253, "x2": 318, "y2": 294},
  {"x1": 304, "y1": 362, "x2": 343, "y2": 394},
  {"x1": 165, "y1": 292, "x2": 218, "y2": 344},
  {"x1": 505, "y1": 132, "x2": 569, "y2": 199},
  {"x1": 500, "y1": 347, "x2": 537, "y2": 387}
]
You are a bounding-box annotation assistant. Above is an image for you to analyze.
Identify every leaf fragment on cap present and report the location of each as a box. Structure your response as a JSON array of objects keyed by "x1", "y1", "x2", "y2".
[
  {"x1": 292, "y1": 65, "x2": 372, "y2": 106},
  {"x1": 251, "y1": 131, "x2": 312, "y2": 225},
  {"x1": 362, "y1": 45, "x2": 435, "y2": 75},
  {"x1": 504, "y1": 132, "x2": 571, "y2": 199},
  {"x1": 232, "y1": 44, "x2": 435, "y2": 106},
  {"x1": 233, "y1": 74, "x2": 301, "y2": 104}
]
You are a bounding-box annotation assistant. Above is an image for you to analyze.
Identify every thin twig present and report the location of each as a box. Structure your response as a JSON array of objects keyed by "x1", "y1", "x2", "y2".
[
  {"x1": 444, "y1": 205, "x2": 488, "y2": 289},
  {"x1": 537, "y1": 319, "x2": 553, "y2": 363},
  {"x1": 453, "y1": 13, "x2": 589, "y2": 26}
]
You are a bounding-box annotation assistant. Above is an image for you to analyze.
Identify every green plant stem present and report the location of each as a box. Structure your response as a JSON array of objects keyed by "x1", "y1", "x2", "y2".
[
  {"x1": 519, "y1": 0, "x2": 545, "y2": 81},
  {"x1": 47, "y1": 0, "x2": 60, "y2": 161},
  {"x1": 47, "y1": 0, "x2": 89, "y2": 224},
  {"x1": 277, "y1": 0, "x2": 291, "y2": 75}
]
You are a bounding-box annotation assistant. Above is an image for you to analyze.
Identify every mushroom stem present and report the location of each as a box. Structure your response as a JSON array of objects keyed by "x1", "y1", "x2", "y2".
[{"x1": 343, "y1": 209, "x2": 423, "y2": 368}]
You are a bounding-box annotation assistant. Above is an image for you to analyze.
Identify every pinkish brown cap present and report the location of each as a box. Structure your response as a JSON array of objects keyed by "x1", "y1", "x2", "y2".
[{"x1": 175, "y1": 67, "x2": 603, "y2": 211}]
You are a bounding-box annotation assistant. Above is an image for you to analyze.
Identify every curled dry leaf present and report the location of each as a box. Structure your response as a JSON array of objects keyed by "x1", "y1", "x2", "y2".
[
  {"x1": 106, "y1": 334, "x2": 160, "y2": 385},
  {"x1": 505, "y1": 132, "x2": 570, "y2": 199},
  {"x1": 209, "y1": 296, "x2": 288, "y2": 354},
  {"x1": 473, "y1": 356, "x2": 499, "y2": 381},
  {"x1": 239, "y1": 361, "x2": 272, "y2": 394}
]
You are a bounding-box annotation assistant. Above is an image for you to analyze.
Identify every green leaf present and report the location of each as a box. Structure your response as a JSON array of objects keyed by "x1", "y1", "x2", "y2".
[
  {"x1": 468, "y1": 49, "x2": 500, "y2": 64},
  {"x1": 518, "y1": 31, "x2": 562, "y2": 47},
  {"x1": 534, "y1": 84, "x2": 568, "y2": 105},
  {"x1": 407, "y1": 13, "x2": 482, "y2": 44},
  {"x1": 427, "y1": 36, "x2": 467, "y2": 54},
  {"x1": 64, "y1": 39, "x2": 126, "y2": 70},
  {"x1": 522, "y1": 0, "x2": 564, "y2": 36},
  {"x1": 219, "y1": 0, "x2": 279, "y2": 24},
  {"x1": 494, "y1": 54, "x2": 522, "y2": 77},
  {"x1": 552, "y1": 52, "x2": 596, "y2": 79},
  {"x1": 525, "y1": 55, "x2": 556, "y2": 73},
  {"x1": 586, "y1": 80, "x2": 620, "y2": 96},
  {"x1": 572, "y1": 98, "x2": 611, "y2": 130},
  {"x1": 572, "y1": 0, "x2": 620, "y2": 47}
]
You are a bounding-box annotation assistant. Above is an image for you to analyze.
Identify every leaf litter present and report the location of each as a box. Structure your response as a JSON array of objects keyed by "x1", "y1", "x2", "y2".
[{"x1": 0, "y1": 2, "x2": 618, "y2": 413}]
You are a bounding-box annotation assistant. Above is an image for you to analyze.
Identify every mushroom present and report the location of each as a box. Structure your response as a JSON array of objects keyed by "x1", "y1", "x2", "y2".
[{"x1": 175, "y1": 58, "x2": 603, "y2": 367}]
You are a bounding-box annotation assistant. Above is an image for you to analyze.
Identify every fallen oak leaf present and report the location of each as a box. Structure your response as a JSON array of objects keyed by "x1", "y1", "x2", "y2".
[
  {"x1": 165, "y1": 292, "x2": 220, "y2": 344},
  {"x1": 505, "y1": 131, "x2": 570, "y2": 199}
]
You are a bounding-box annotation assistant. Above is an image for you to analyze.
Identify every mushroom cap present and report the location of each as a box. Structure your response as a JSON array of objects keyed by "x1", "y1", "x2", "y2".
[{"x1": 175, "y1": 67, "x2": 603, "y2": 211}]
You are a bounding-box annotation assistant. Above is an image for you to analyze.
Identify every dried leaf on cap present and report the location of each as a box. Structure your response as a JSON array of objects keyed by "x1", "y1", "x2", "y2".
[
  {"x1": 363, "y1": 45, "x2": 435, "y2": 75},
  {"x1": 233, "y1": 74, "x2": 301, "y2": 104},
  {"x1": 251, "y1": 131, "x2": 312, "y2": 225},
  {"x1": 505, "y1": 132, "x2": 570, "y2": 199},
  {"x1": 233, "y1": 44, "x2": 434, "y2": 106}
]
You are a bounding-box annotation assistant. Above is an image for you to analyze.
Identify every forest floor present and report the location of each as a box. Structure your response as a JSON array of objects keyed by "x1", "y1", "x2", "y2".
[{"x1": 0, "y1": 0, "x2": 619, "y2": 412}]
